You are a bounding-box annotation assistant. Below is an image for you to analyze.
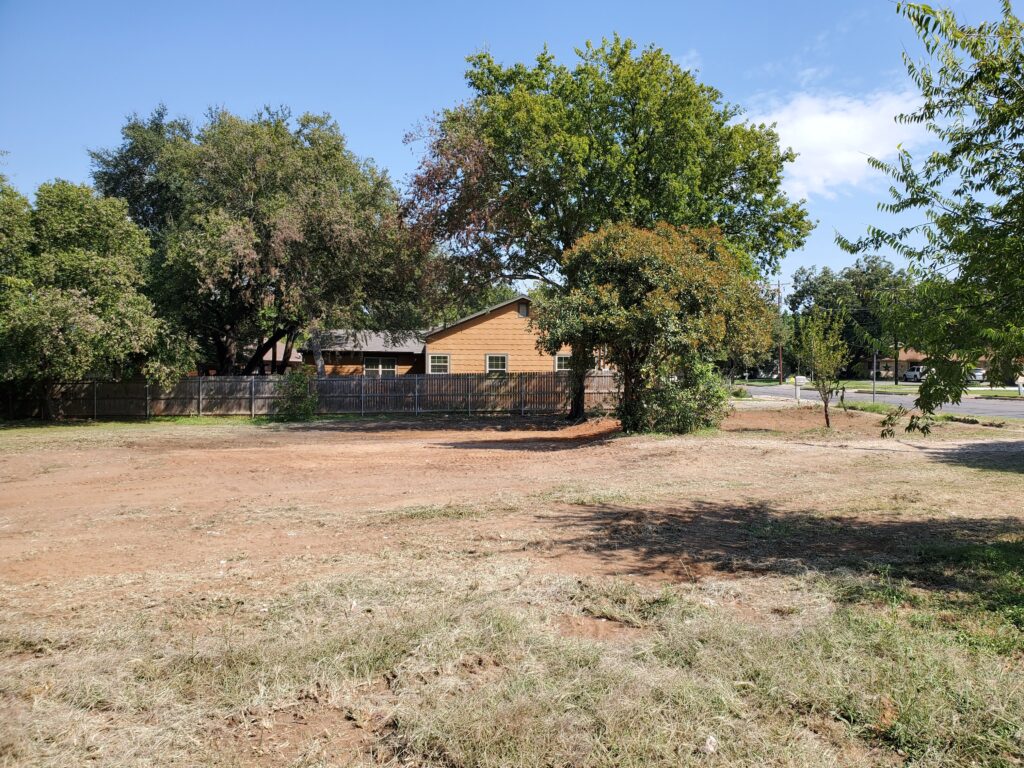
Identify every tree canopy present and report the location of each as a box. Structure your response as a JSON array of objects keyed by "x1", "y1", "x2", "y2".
[
  {"x1": 407, "y1": 37, "x2": 812, "y2": 284},
  {"x1": 840, "y1": 2, "x2": 1024, "y2": 411},
  {"x1": 535, "y1": 223, "x2": 760, "y2": 433},
  {"x1": 407, "y1": 35, "x2": 812, "y2": 417},
  {"x1": 0, "y1": 178, "x2": 169, "y2": 414},
  {"x1": 92, "y1": 107, "x2": 429, "y2": 374},
  {"x1": 788, "y1": 255, "x2": 913, "y2": 377}
]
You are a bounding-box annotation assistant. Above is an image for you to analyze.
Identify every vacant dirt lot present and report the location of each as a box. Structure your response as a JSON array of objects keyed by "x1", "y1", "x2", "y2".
[{"x1": 2, "y1": 406, "x2": 1022, "y2": 766}]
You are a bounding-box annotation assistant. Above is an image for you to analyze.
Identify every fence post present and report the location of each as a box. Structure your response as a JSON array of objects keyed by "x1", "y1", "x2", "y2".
[
  {"x1": 93, "y1": 380, "x2": 98, "y2": 420},
  {"x1": 360, "y1": 376, "x2": 365, "y2": 416},
  {"x1": 250, "y1": 376, "x2": 255, "y2": 418},
  {"x1": 468, "y1": 376, "x2": 472, "y2": 415},
  {"x1": 198, "y1": 376, "x2": 203, "y2": 416},
  {"x1": 414, "y1": 375, "x2": 420, "y2": 415},
  {"x1": 520, "y1": 374, "x2": 525, "y2": 416}
]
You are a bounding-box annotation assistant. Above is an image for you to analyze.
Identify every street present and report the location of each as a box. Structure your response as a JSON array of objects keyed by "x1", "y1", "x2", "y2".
[{"x1": 749, "y1": 383, "x2": 1024, "y2": 420}]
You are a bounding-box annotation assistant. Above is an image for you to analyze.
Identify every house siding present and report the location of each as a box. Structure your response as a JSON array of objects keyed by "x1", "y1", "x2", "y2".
[{"x1": 426, "y1": 303, "x2": 569, "y2": 374}]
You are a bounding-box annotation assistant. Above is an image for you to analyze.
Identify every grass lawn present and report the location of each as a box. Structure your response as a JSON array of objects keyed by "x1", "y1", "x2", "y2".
[
  {"x1": 1, "y1": 410, "x2": 1023, "y2": 766},
  {"x1": 969, "y1": 390, "x2": 1024, "y2": 400},
  {"x1": 851, "y1": 384, "x2": 920, "y2": 395},
  {"x1": 742, "y1": 379, "x2": 922, "y2": 394}
]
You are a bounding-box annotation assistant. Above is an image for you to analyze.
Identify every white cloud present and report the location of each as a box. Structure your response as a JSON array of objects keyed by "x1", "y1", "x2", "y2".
[
  {"x1": 676, "y1": 48, "x2": 701, "y2": 71},
  {"x1": 794, "y1": 66, "x2": 831, "y2": 87},
  {"x1": 752, "y1": 90, "x2": 929, "y2": 201}
]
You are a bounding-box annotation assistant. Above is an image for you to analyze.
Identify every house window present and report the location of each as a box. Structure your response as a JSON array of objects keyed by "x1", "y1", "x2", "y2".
[
  {"x1": 486, "y1": 354, "x2": 508, "y2": 374},
  {"x1": 518, "y1": 301, "x2": 529, "y2": 318},
  {"x1": 429, "y1": 354, "x2": 450, "y2": 374},
  {"x1": 555, "y1": 354, "x2": 572, "y2": 372},
  {"x1": 363, "y1": 357, "x2": 397, "y2": 378}
]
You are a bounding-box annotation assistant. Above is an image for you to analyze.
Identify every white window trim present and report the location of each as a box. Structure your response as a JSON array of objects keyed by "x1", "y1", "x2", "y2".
[
  {"x1": 485, "y1": 353, "x2": 509, "y2": 374},
  {"x1": 554, "y1": 354, "x2": 572, "y2": 372},
  {"x1": 428, "y1": 353, "x2": 450, "y2": 375}
]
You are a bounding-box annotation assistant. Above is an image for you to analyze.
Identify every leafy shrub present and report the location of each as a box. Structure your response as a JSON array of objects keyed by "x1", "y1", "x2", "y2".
[
  {"x1": 624, "y1": 361, "x2": 730, "y2": 434},
  {"x1": 276, "y1": 366, "x2": 318, "y2": 421}
]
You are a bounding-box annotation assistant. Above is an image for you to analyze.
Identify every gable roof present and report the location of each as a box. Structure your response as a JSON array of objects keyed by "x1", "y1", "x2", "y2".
[
  {"x1": 303, "y1": 330, "x2": 426, "y2": 355},
  {"x1": 425, "y1": 295, "x2": 531, "y2": 340}
]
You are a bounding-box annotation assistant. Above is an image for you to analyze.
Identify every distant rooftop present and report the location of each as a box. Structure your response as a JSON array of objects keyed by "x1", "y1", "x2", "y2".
[{"x1": 304, "y1": 331, "x2": 426, "y2": 355}]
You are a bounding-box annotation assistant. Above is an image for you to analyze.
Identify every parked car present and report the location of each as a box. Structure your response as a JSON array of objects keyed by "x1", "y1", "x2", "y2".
[
  {"x1": 966, "y1": 367, "x2": 986, "y2": 382},
  {"x1": 903, "y1": 365, "x2": 930, "y2": 382}
]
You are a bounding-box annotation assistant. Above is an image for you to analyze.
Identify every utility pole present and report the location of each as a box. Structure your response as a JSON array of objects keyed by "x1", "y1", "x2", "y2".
[{"x1": 777, "y1": 280, "x2": 784, "y2": 385}]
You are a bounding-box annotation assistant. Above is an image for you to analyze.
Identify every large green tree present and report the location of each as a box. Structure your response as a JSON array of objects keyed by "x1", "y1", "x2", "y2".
[
  {"x1": 840, "y1": 2, "x2": 1024, "y2": 412},
  {"x1": 0, "y1": 178, "x2": 171, "y2": 415},
  {"x1": 93, "y1": 107, "x2": 428, "y2": 375},
  {"x1": 535, "y1": 223, "x2": 760, "y2": 433},
  {"x1": 407, "y1": 35, "x2": 813, "y2": 415}
]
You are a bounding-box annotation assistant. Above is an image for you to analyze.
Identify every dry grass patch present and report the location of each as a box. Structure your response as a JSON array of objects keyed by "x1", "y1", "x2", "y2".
[
  {"x1": 2, "y1": 413, "x2": 1024, "y2": 766},
  {"x1": 3, "y1": 556, "x2": 1023, "y2": 767}
]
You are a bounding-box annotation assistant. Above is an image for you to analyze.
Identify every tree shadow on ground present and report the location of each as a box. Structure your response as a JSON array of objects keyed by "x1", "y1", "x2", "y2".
[
  {"x1": 923, "y1": 440, "x2": 1024, "y2": 474},
  {"x1": 533, "y1": 500, "x2": 1023, "y2": 599},
  {"x1": 287, "y1": 414, "x2": 607, "y2": 436},
  {"x1": 437, "y1": 431, "x2": 620, "y2": 451}
]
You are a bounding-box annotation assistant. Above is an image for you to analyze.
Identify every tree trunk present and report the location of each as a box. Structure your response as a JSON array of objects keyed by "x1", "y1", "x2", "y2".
[
  {"x1": 823, "y1": 397, "x2": 831, "y2": 429},
  {"x1": 242, "y1": 330, "x2": 287, "y2": 375},
  {"x1": 278, "y1": 331, "x2": 297, "y2": 375},
  {"x1": 894, "y1": 342, "x2": 900, "y2": 386},
  {"x1": 42, "y1": 383, "x2": 57, "y2": 421},
  {"x1": 567, "y1": 345, "x2": 590, "y2": 421},
  {"x1": 619, "y1": 368, "x2": 645, "y2": 433},
  {"x1": 214, "y1": 339, "x2": 236, "y2": 376},
  {"x1": 309, "y1": 329, "x2": 326, "y2": 376}
]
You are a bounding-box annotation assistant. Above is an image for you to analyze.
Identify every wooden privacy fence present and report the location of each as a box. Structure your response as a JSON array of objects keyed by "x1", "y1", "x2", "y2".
[{"x1": 20, "y1": 372, "x2": 618, "y2": 419}]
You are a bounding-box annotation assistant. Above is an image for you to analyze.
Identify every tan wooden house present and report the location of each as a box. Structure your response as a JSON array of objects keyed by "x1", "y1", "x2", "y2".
[
  {"x1": 303, "y1": 296, "x2": 571, "y2": 376},
  {"x1": 424, "y1": 296, "x2": 570, "y2": 375}
]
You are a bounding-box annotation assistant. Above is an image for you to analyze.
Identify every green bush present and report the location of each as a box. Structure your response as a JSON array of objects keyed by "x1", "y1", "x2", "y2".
[
  {"x1": 624, "y1": 361, "x2": 730, "y2": 434},
  {"x1": 276, "y1": 366, "x2": 318, "y2": 421}
]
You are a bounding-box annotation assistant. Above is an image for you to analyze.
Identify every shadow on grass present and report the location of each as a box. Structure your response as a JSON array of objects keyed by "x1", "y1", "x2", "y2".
[
  {"x1": 924, "y1": 440, "x2": 1024, "y2": 474},
  {"x1": 534, "y1": 500, "x2": 1023, "y2": 591}
]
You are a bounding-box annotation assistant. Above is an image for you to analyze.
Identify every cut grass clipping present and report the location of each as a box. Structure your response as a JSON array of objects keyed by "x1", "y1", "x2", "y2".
[{"x1": 3, "y1": 549, "x2": 1022, "y2": 766}]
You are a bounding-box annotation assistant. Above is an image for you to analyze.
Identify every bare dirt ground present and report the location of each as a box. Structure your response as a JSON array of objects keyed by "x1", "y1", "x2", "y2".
[
  {"x1": 1, "y1": 407, "x2": 1019, "y2": 587},
  {"x1": 2, "y1": 405, "x2": 1023, "y2": 766}
]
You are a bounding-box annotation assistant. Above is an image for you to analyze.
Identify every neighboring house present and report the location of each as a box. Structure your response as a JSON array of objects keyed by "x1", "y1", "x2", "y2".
[
  {"x1": 303, "y1": 331, "x2": 426, "y2": 376},
  {"x1": 877, "y1": 348, "x2": 992, "y2": 380},
  {"x1": 301, "y1": 295, "x2": 572, "y2": 377},
  {"x1": 877, "y1": 348, "x2": 927, "y2": 379},
  {"x1": 425, "y1": 296, "x2": 571, "y2": 375}
]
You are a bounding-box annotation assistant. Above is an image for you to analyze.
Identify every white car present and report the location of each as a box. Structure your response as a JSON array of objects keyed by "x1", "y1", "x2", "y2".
[
  {"x1": 903, "y1": 365, "x2": 930, "y2": 382},
  {"x1": 966, "y1": 367, "x2": 986, "y2": 382}
]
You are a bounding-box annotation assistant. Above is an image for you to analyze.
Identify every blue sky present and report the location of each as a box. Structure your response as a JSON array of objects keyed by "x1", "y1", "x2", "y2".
[{"x1": 0, "y1": 0, "x2": 1000, "y2": 284}]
